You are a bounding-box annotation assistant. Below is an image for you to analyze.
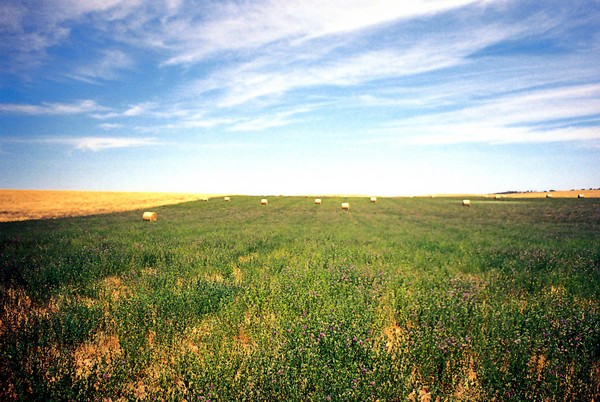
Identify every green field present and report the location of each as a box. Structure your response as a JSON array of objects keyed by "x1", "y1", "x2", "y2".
[{"x1": 1, "y1": 196, "x2": 599, "y2": 400}]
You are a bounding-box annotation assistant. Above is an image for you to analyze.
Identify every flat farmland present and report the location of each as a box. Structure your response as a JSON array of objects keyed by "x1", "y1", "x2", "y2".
[
  {"x1": 493, "y1": 190, "x2": 600, "y2": 199},
  {"x1": 0, "y1": 190, "x2": 215, "y2": 222},
  {"x1": 426, "y1": 189, "x2": 600, "y2": 199},
  {"x1": 0, "y1": 196, "x2": 598, "y2": 400}
]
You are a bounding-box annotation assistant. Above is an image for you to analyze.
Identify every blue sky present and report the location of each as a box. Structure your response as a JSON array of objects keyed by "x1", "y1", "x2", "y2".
[{"x1": 1, "y1": 0, "x2": 599, "y2": 195}]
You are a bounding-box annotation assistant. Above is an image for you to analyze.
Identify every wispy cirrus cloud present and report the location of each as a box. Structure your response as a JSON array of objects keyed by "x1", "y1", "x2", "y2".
[
  {"x1": 67, "y1": 49, "x2": 135, "y2": 82},
  {"x1": 377, "y1": 83, "x2": 600, "y2": 146},
  {"x1": 0, "y1": 0, "x2": 166, "y2": 78},
  {"x1": 129, "y1": 106, "x2": 316, "y2": 133},
  {"x1": 376, "y1": 124, "x2": 600, "y2": 147},
  {"x1": 0, "y1": 100, "x2": 107, "y2": 115},
  {"x1": 2, "y1": 1, "x2": 598, "y2": 141},
  {"x1": 227, "y1": 107, "x2": 316, "y2": 132},
  {"x1": 99, "y1": 123, "x2": 124, "y2": 130},
  {"x1": 161, "y1": 0, "x2": 485, "y2": 66},
  {"x1": 121, "y1": 104, "x2": 148, "y2": 117},
  {"x1": 48, "y1": 136, "x2": 161, "y2": 151},
  {"x1": 91, "y1": 102, "x2": 193, "y2": 120},
  {"x1": 181, "y1": 8, "x2": 554, "y2": 108},
  {"x1": 195, "y1": 47, "x2": 458, "y2": 108},
  {"x1": 68, "y1": 136, "x2": 161, "y2": 151},
  {"x1": 1, "y1": 135, "x2": 162, "y2": 151},
  {"x1": 0, "y1": 0, "x2": 494, "y2": 80}
]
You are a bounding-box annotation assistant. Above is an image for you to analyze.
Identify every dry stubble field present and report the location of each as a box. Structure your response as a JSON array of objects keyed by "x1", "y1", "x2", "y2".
[{"x1": 0, "y1": 190, "x2": 217, "y2": 222}]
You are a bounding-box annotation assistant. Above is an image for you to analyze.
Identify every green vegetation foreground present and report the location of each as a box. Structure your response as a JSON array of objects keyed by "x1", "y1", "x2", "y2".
[{"x1": 1, "y1": 197, "x2": 599, "y2": 400}]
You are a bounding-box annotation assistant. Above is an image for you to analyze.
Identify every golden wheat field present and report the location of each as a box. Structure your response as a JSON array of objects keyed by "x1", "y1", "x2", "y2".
[{"x1": 0, "y1": 190, "x2": 217, "y2": 222}]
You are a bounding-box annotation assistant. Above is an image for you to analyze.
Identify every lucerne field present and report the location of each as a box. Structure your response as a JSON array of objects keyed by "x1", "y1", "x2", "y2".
[{"x1": 1, "y1": 195, "x2": 598, "y2": 401}]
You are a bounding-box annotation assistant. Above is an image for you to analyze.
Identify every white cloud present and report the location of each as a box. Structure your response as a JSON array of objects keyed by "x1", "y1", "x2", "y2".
[
  {"x1": 424, "y1": 83, "x2": 599, "y2": 127},
  {"x1": 2, "y1": 0, "x2": 489, "y2": 70},
  {"x1": 131, "y1": 116, "x2": 239, "y2": 133},
  {"x1": 189, "y1": 48, "x2": 442, "y2": 107},
  {"x1": 99, "y1": 123, "x2": 123, "y2": 130},
  {"x1": 70, "y1": 136, "x2": 160, "y2": 151},
  {"x1": 227, "y1": 107, "x2": 314, "y2": 132},
  {"x1": 0, "y1": 0, "x2": 161, "y2": 76},
  {"x1": 130, "y1": 106, "x2": 315, "y2": 133},
  {"x1": 122, "y1": 104, "x2": 147, "y2": 117},
  {"x1": 378, "y1": 83, "x2": 600, "y2": 145},
  {"x1": 163, "y1": 0, "x2": 486, "y2": 65},
  {"x1": 68, "y1": 0, "x2": 142, "y2": 16},
  {"x1": 68, "y1": 49, "x2": 134, "y2": 82},
  {"x1": 91, "y1": 102, "x2": 160, "y2": 119},
  {"x1": 49, "y1": 136, "x2": 161, "y2": 151},
  {"x1": 399, "y1": 125, "x2": 600, "y2": 146},
  {"x1": 186, "y1": 18, "x2": 531, "y2": 108},
  {"x1": 91, "y1": 101, "x2": 201, "y2": 122},
  {"x1": 170, "y1": 117, "x2": 239, "y2": 130},
  {"x1": 0, "y1": 2, "x2": 26, "y2": 32},
  {"x1": 3, "y1": 0, "x2": 598, "y2": 149},
  {"x1": 0, "y1": 100, "x2": 107, "y2": 115},
  {"x1": 1, "y1": 135, "x2": 162, "y2": 151}
]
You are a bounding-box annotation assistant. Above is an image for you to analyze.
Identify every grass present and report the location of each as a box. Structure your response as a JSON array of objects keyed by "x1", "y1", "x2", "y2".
[{"x1": 1, "y1": 196, "x2": 599, "y2": 400}]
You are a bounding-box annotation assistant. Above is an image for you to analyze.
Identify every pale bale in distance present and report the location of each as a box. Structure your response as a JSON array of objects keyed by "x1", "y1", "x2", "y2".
[
  {"x1": 261, "y1": 198, "x2": 268, "y2": 205},
  {"x1": 494, "y1": 195, "x2": 502, "y2": 200},
  {"x1": 142, "y1": 211, "x2": 157, "y2": 221},
  {"x1": 546, "y1": 194, "x2": 553, "y2": 198},
  {"x1": 315, "y1": 198, "x2": 322, "y2": 205},
  {"x1": 578, "y1": 194, "x2": 585, "y2": 199},
  {"x1": 224, "y1": 196, "x2": 231, "y2": 202},
  {"x1": 341, "y1": 202, "x2": 350, "y2": 211},
  {"x1": 462, "y1": 200, "x2": 471, "y2": 207},
  {"x1": 370, "y1": 197, "x2": 377, "y2": 203}
]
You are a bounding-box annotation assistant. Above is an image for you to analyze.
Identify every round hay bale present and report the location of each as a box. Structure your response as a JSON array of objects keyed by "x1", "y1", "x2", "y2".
[
  {"x1": 578, "y1": 194, "x2": 585, "y2": 199},
  {"x1": 494, "y1": 195, "x2": 502, "y2": 200},
  {"x1": 142, "y1": 212, "x2": 157, "y2": 222},
  {"x1": 261, "y1": 198, "x2": 268, "y2": 205},
  {"x1": 314, "y1": 198, "x2": 322, "y2": 205},
  {"x1": 224, "y1": 196, "x2": 231, "y2": 202},
  {"x1": 370, "y1": 196, "x2": 377, "y2": 203},
  {"x1": 545, "y1": 194, "x2": 552, "y2": 198},
  {"x1": 462, "y1": 199, "x2": 471, "y2": 207},
  {"x1": 341, "y1": 202, "x2": 350, "y2": 211}
]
